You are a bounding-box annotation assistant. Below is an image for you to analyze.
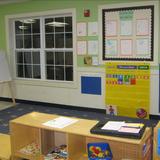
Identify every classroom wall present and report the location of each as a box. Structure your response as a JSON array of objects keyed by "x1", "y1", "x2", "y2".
[{"x1": 0, "y1": 0, "x2": 159, "y2": 115}]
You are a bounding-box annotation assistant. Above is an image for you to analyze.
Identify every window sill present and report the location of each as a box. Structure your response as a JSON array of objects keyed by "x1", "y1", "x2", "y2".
[{"x1": 14, "y1": 78, "x2": 77, "y2": 89}]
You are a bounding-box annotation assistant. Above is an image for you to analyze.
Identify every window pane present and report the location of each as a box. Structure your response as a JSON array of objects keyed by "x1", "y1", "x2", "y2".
[
  {"x1": 65, "y1": 17, "x2": 72, "y2": 32},
  {"x1": 24, "y1": 35, "x2": 32, "y2": 48},
  {"x1": 14, "y1": 15, "x2": 73, "y2": 81},
  {"x1": 15, "y1": 21, "x2": 23, "y2": 34},
  {"x1": 17, "y1": 65, "x2": 24, "y2": 77},
  {"x1": 16, "y1": 52, "x2": 23, "y2": 63},
  {"x1": 55, "y1": 66, "x2": 64, "y2": 80},
  {"x1": 55, "y1": 52, "x2": 64, "y2": 65},
  {"x1": 33, "y1": 52, "x2": 40, "y2": 64},
  {"x1": 45, "y1": 34, "x2": 54, "y2": 48},
  {"x1": 24, "y1": 65, "x2": 32, "y2": 78},
  {"x1": 33, "y1": 65, "x2": 41, "y2": 79},
  {"x1": 65, "y1": 66, "x2": 73, "y2": 81},
  {"x1": 55, "y1": 17, "x2": 64, "y2": 32},
  {"x1": 65, "y1": 52, "x2": 73, "y2": 65},
  {"x1": 32, "y1": 19, "x2": 40, "y2": 33},
  {"x1": 33, "y1": 35, "x2": 40, "y2": 48},
  {"x1": 24, "y1": 52, "x2": 32, "y2": 64},
  {"x1": 55, "y1": 33, "x2": 64, "y2": 48},
  {"x1": 46, "y1": 66, "x2": 54, "y2": 80},
  {"x1": 45, "y1": 18, "x2": 54, "y2": 33},
  {"x1": 46, "y1": 52, "x2": 54, "y2": 65},
  {"x1": 23, "y1": 22, "x2": 31, "y2": 34},
  {"x1": 65, "y1": 33, "x2": 72, "y2": 48},
  {"x1": 16, "y1": 35, "x2": 23, "y2": 48}
]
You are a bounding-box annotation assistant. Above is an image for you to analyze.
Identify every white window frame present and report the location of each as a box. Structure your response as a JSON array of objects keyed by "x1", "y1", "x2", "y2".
[{"x1": 6, "y1": 8, "x2": 77, "y2": 88}]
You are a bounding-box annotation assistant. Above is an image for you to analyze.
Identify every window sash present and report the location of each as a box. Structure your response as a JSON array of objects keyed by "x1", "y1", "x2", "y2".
[{"x1": 14, "y1": 14, "x2": 73, "y2": 81}]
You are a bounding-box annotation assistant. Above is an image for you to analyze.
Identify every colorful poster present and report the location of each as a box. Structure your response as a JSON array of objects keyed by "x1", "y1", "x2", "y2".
[{"x1": 105, "y1": 62, "x2": 150, "y2": 118}]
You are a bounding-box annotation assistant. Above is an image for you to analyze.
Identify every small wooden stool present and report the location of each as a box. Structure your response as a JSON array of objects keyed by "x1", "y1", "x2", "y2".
[{"x1": 0, "y1": 134, "x2": 11, "y2": 160}]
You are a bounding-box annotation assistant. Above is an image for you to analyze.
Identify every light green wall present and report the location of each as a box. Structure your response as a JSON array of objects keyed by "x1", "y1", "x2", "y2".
[{"x1": 0, "y1": 0, "x2": 159, "y2": 67}]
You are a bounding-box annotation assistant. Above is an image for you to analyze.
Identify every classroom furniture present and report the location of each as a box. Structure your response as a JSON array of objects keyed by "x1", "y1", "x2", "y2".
[
  {"x1": 0, "y1": 133, "x2": 11, "y2": 160},
  {"x1": 10, "y1": 112, "x2": 152, "y2": 160},
  {"x1": 153, "y1": 121, "x2": 160, "y2": 160}
]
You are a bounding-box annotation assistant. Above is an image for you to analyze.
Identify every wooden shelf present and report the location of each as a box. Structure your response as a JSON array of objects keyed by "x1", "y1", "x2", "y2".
[
  {"x1": 15, "y1": 151, "x2": 43, "y2": 160},
  {"x1": 10, "y1": 112, "x2": 152, "y2": 160}
]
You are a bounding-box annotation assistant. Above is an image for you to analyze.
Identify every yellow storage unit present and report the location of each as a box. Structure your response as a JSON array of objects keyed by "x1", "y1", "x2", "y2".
[{"x1": 10, "y1": 112, "x2": 152, "y2": 160}]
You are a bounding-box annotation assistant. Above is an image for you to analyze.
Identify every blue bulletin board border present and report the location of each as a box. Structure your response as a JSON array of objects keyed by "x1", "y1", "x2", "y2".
[{"x1": 81, "y1": 76, "x2": 102, "y2": 95}]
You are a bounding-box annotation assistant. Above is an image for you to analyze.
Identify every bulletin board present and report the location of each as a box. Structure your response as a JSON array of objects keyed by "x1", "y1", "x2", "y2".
[
  {"x1": 81, "y1": 76, "x2": 101, "y2": 95},
  {"x1": 102, "y1": 6, "x2": 154, "y2": 61},
  {"x1": 105, "y1": 62, "x2": 150, "y2": 118}
]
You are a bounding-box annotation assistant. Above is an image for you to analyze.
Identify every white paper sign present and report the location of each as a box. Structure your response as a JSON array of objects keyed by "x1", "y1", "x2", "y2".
[
  {"x1": 77, "y1": 22, "x2": 87, "y2": 36},
  {"x1": 77, "y1": 41, "x2": 87, "y2": 55},
  {"x1": 43, "y1": 117, "x2": 78, "y2": 129},
  {"x1": 120, "y1": 40, "x2": 132, "y2": 56},
  {"x1": 92, "y1": 56, "x2": 99, "y2": 66},
  {"x1": 88, "y1": 40, "x2": 98, "y2": 55},
  {"x1": 105, "y1": 40, "x2": 117, "y2": 56},
  {"x1": 136, "y1": 19, "x2": 149, "y2": 35},
  {"x1": 120, "y1": 20, "x2": 132, "y2": 36},
  {"x1": 105, "y1": 20, "x2": 117, "y2": 36},
  {"x1": 101, "y1": 121, "x2": 125, "y2": 131},
  {"x1": 136, "y1": 39, "x2": 149, "y2": 55},
  {"x1": 88, "y1": 22, "x2": 98, "y2": 36}
]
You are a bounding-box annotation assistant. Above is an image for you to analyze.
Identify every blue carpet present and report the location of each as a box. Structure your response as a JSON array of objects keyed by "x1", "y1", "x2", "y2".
[
  {"x1": 0, "y1": 103, "x2": 157, "y2": 134},
  {"x1": 0, "y1": 103, "x2": 107, "y2": 134}
]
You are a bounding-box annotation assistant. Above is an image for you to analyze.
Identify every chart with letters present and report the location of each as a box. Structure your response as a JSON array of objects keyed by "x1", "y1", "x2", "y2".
[{"x1": 105, "y1": 62, "x2": 150, "y2": 118}]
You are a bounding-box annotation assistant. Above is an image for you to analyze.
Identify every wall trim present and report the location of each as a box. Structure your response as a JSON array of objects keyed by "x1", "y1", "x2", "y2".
[
  {"x1": 0, "y1": 97, "x2": 106, "y2": 114},
  {"x1": 149, "y1": 114, "x2": 160, "y2": 120},
  {"x1": 1, "y1": 97, "x2": 160, "y2": 121}
]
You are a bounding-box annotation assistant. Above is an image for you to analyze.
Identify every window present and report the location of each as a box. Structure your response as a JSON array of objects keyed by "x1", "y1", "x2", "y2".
[{"x1": 14, "y1": 14, "x2": 73, "y2": 81}]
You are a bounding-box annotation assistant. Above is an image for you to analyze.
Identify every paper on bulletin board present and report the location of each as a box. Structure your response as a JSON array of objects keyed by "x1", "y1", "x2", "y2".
[
  {"x1": 77, "y1": 41, "x2": 87, "y2": 55},
  {"x1": 105, "y1": 40, "x2": 117, "y2": 56},
  {"x1": 120, "y1": 20, "x2": 132, "y2": 36},
  {"x1": 120, "y1": 39, "x2": 132, "y2": 56},
  {"x1": 136, "y1": 39, "x2": 149, "y2": 55},
  {"x1": 88, "y1": 40, "x2": 98, "y2": 55},
  {"x1": 136, "y1": 19, "x2": 149, "y2": 36},
  {"x1": 77, "y1": 22, "x2": 87, "y2": 36},
  {"x1": 105, "y1": 20, "x2": 117, "y2": 36},
  {"x1": 88, "y1": 22, "x2": 98, "y2": 36}
]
